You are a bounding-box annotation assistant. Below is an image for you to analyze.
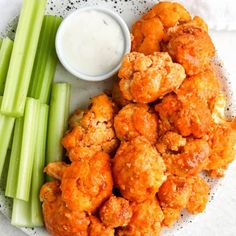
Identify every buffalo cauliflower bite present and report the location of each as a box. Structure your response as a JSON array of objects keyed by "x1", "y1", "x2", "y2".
[
  {"x1": 143, "y1": 2, "x2": 191, "y2": 28},
  {"x1": 131, "y1": 17, "x2": 165, "y2": 55},
  {"x1": 177, "y1": 69, "x2": 220, "y2": 107},
  {"x1": 158, "y1": 175, "x2": 209, "y2": 227},
  {"x1": 186, "y1": 176, "x2": 209, "y2": 214},
  {"x1": 44, "y1": 161, "x2": 69, "y2": 180},
  {"x1": 117, "y1": 198, "x2": 164, "y2": 236},
  {"x1": 158, "y1": 176, "x2": 192, "y2": 227},
  {"x1": 61, "y1": 152, "x2": 113, "y2": 213},
  {"x1": 114, "y1": 103, "x2": 158, "y2": 144},
  {"x1": 88, "y1": 216, "x2": 114, "y2": 236},
  {"x1": 118, "y1": 52, "x2": 186, "y2": 103},
  {"x1": 164, "y1": 139, "x2": 210, "y2": 177},
  {"x1": 99, "y1": 195, "x2": 132, "y2": 228},
  {"x1": 155, "y1": 93, "x2": 213, "y2": 138},
  {"x1": 158, "y1": 176, "x2": 193, "y2": 209},
  {"x1": 62, "y1": 94, "x2": 118, "y2": 161},
  {"x1": 156, "y1": 131, "x2": 186, "y2": 154},
  {"x1": 163, "y1": 24, "x2": 215, "y2": 76},
  {"x1": 113, "y1": 136, "x2": 166, "y2": 202},
  {"x1": 206, "y1": 122, "x2": 236, "y2": 177},
  {"x1": 40, "y1": 182, "x2": 90, "y2": 236}
]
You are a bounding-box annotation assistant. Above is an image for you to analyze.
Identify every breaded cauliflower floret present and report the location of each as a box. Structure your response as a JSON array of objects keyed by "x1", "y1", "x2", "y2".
[
  {"x1": 118, "y1": 52, "x2": 186, "y2": 103},
  {"x1": 61, "y1": 152, "x2": 113, "y2": 213},
  {"x1": 44, "y1": 161, "x2": 69, "y2": 180},
  {"x1": 131, "y1": 17, "x2": 164, "y2": 55},
  {"x1": 159, "y1": 175, "x2": 209, "y2": 227},
  {"x1": 156, "y1": 131, "x2": 186, "y2": 154},
  {"x1": 117, "y1": 198, "x2": 164, "y2": 236},
  {"x1": 143, "y1": 2, "x2": 191, "y2": 28},
  {"x1": 40, "y1": 181, "x2": 90, "y2": 236},
  {"x1": 186, "y1": 176, "x2": 209, "y2": 214},
  {"x1": 62, "y1": 94, "x2": 118, "y2": 161},
  {"x1": 114, "y1": 103, "x2": 158, "y2": 144},
  {"x1": 113, "y1": 136, "x2": 166, "y2": 202},
  {"x1": 206, "y1": 122, "x2": 236, "y2": 177},
  {"x1": 158, "y1": 176, "x2": 193, "y2": 209},
  {"x1": 164, "y1": 139, "x2": 210, "y2": 177},
  {"x1": 158, "y1": 175, "x2": 192, "y2": 227},
  {"x1": 99, "y1": 195, "x2": 132, "y2": 228},
  {"x1": 177, "y1": 68, "x2": 220, "y2": 106},
  {"x1": 163, "y1": 24, "x2": 215, "y2": 76},
  {"x1": 155, "y1": 93, "x2": 213, "y2": 137},
  {"x1": 88, "y1": 216, "x2": 114, "y2": 236}
]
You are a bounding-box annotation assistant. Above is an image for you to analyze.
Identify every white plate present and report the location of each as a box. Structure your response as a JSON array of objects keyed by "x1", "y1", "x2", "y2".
[{"x1": 0, "y1": 1, "x2": 235, "y2": 236}]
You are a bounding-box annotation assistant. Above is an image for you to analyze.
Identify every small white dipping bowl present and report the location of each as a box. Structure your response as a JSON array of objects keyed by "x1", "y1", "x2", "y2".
[{"x1": 56, "y1": 7, "x2": 131, "y2": 81}]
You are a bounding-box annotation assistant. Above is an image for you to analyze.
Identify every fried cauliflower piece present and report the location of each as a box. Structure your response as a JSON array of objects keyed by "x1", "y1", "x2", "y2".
[
  {"x1": 88, "y1": 216, "x2": 114, "y2": 236},
  {"x1": 143, "y1": 2, "x2": 191, "y2": 28},
  {"x1": 156, "y1": 131, "x2": 186, "y2": 154},
  {"x1": 114, "y1": 103, "x2": 158, "y2": 144},
  {"x1": 117, "y1": 198, "x2": 164, "y2": 236},
  {"x1": 161, "y1": 207, "x2": 182, "y2": 227},
  {"x1": 99, "y1": 195, "x2": 132, "y2": 228},
  {"x1": 158, "y1": 176, "x2": 193, "y2": 209},
  {"x1": 44, "y1": 161, "x2": 69, "y2": 180},
  {"x1": 113, "y1": 136, "x2": 166, "y2": 202},
  {"x1": 186, "y1": 176, "x2": 209, "y2": 214},
  {"x1": 159, "y1": 175, "x2": 209, "y2": 227},
  {"x1": 131, "y1": 17, "x2": 164, "y2": 55},
  {"x1": 158, "y1": 175, "x2": 191, "y2": 227},
  {"x1": 118, "y1": 52, "x2": 186, "y2": 103},
  {"x1": 61, "y1": 152, "x2": 113, "y2": 213},
  {"x1": 177, "y1": 69, "x2": 220, "y2": 106},
  {"x1": 164, "y1": 24, "x2": 215, "y2": 76},
  {"x1": 62, "y1": 94, "x2": 118, "y2": 161},
  {"x1": 206, "y1": 122, "x2": 236, "y2": 177},
  {"x1": 155, "y1": 93, "x2": 213, "y2": 137},
  {"x1": 40, "y1": 181, "x2": 90, "y2": 236},
  {"x1": 164, "y1": 139, "x2": 210, "y2": 177}
]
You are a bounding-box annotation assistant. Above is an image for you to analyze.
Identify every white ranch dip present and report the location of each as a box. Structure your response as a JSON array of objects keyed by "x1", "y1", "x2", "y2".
[{"x1": 60, "y1": 10, "x2": 125, "y2": 76}]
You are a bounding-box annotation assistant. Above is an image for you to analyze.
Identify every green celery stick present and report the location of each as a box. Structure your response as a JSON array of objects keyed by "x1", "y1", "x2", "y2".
[
  {"x1": 0, "y1": 38, "x2": 3, "y2": 48},
  {"x1": 0, "y1": 149, "x2": 11, "y2": 191},
  {"x1": 5, "y1": 117, "x2": 24, "y2": 198},
  {"x1": 46, "y1": 83, "x2": 71, "y2": 165},
  {"x1": 0, "y1": 97, "x2": 15, "y2": 178},
  {"x1": 0, "y1": 38, "x2": 13, "y2": 95},
  {"x1": 11, "y1": 198, "x2": 33, "y2": 227},
  {"x1": 28, "y1": 15, "x2": 62, "y2": 104},
  {"x1": 31, "y1": 103, "x2": 49, "y2": 226},
  {"x1": 16, "y1": 98, "x2": 40, "y2": 201},
  {"x1": 1, "y1": 0, "x2": 46, "y2": 117}
]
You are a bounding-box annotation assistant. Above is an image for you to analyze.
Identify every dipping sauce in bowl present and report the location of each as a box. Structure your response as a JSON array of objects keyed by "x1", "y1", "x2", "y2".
[{"x1": 56, "y1": 7, "x2": 131, "y2": 81}]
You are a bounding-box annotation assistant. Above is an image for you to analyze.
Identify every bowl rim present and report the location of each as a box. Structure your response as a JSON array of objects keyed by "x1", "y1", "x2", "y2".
[{"x1": 55, "y1": 6, "x2": 131, "y2": 82}]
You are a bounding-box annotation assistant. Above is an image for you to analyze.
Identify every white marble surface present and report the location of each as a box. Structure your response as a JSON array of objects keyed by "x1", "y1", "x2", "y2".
[{"x1": 0, "y1": 29, "x2": 236, "y2": 236}]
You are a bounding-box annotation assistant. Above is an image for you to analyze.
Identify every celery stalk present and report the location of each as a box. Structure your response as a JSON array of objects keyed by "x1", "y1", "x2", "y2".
[
  {"x1": 0, "y1": 39, "x2": 3, "y2": 48},
  {"x1": 1, "y1": 0, "x2": 46, "y2": 117},
  {"x1": 0, "y1": 38, "x2": 13, "y2": 95},
  {"x1": 46, "y1": 83, "x2": 71, "y2": 165},
  {"x1": 28, "y1": 15, "x2": 62, "y2": 104},
  {"x1": 31, "y1": 103, "x2": 49, "y2": 226},
  {"x1": 0, "y1": 97, "x2": 15, "y2": 178},
  {"x1": 11, "y1": 198, "x2": 33, "y2": 227},
  {"x1": 0, "y1": 149, "x2": 11, "y2": 191},
  {"x1": 5, "y1": 118, "x2": 24, "y2": 198},
  {"x1": 16, "y1": 98, "x2": 40, "y2": 201}
]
